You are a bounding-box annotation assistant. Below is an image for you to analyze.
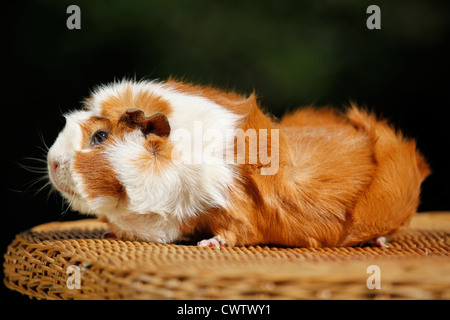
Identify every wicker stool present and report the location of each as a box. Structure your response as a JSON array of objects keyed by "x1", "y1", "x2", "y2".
[{"x1": 3, "y1": 212, "x2": 450, "y2": 300}]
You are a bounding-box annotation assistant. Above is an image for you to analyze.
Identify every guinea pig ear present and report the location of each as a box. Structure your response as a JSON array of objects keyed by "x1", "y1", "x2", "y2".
[
  {"x1": 142, "y1": 112, "x2": 171, "y2": 138},
  {"x1": 120, "y1": 109, "x2": 171, "y2": 138}
]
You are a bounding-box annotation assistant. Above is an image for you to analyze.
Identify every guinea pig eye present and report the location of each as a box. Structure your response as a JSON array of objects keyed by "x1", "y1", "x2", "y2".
[{"x1": 90, "y1": 130, "x2": 110, "y2": 146}]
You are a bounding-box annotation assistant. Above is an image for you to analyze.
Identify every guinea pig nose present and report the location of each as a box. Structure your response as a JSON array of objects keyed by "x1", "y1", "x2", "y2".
[{"x1": 50, "y1": 160, "x2": 60, "y2": 173}]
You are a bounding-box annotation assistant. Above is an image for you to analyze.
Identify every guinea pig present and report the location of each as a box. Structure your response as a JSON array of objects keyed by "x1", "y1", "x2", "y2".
[{"x1": 46, "y1": 78, "x2": 430, "y2": 248}]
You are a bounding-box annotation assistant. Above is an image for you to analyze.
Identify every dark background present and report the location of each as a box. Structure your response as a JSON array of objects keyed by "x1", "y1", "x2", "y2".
[{"x1": 3, "y1": 0, "x2": 450, "y2": 300}]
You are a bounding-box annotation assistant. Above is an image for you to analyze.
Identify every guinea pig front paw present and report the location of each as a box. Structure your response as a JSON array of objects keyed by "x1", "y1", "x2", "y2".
[
  {"x1": 197, "y1": 235, "x2": 228, "y2": 248},
  {"x1": 102, "y1": 231, "x2": 118, "y2": 239}
]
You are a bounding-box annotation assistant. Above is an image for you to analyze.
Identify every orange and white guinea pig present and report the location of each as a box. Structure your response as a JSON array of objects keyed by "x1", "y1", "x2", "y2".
[{"x1": 47, "y1": 78, "x2": 430, "y2": 248}]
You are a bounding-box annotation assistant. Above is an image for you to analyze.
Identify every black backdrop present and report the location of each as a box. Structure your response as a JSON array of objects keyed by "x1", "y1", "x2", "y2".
[{"x1": 3, "y1": 0, "x2": 450, "y2": 300}]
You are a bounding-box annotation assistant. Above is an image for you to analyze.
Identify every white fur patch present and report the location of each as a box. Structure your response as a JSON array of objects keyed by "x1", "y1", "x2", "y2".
[
  {"x1": 49, "y1": 79, "x2": 245, "y2": 243},
  {"x1": 92, "y1": 80, "x2": 243, "y2": 220},
  {"x1": 47, "y1": 111, "x2": 90, "y2": 197},
  {"x1": 110, "y1": 213, "x2": 182, "y2": 243}
]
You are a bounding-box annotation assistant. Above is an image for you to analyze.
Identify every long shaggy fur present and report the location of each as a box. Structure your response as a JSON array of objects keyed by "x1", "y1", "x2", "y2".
[{"x1": 46, "y1": 79, "x2": 430, "y2": 247}]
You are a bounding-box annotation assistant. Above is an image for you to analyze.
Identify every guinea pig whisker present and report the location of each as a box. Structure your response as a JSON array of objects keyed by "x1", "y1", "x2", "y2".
[
  {"x1": 16, "y1": 156, "x2": 55, "y2": 203},
  {"x1": 43, "y1": 181, "x2": 57, "y2": 202},
  {"x1": 36, "y1": 145, "x2": 49, "y2": 155},
  {"x1": 37, "y1": 131, "x2": 50, "y2": 152},
  {"x1": 60, "y1": 198, "x2": 71, "y2": 216},
  {"x1": 18, "y1": 164, "x2": 48, "y2": 174},
  {"x1": 61, "y1": 205, "x2": 70, "y2": 216},
  {"x1": 60, "y1": 190, "x2": 77, "y2": 217},
  {"x1": 24, "y1": 175, "x2": 50, "y2": 193},
  {"x1": 18, "y1": 157, "x2": 48, "y2": 173},
  {"x1": 39, "y1": 180, "x2": 53, "y2": 194}
]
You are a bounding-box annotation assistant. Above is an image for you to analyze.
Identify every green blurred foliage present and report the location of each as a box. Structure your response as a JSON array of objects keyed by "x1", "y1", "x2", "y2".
[{"x1": 12, "y1": 0, "x2": 449, "y2": 115}]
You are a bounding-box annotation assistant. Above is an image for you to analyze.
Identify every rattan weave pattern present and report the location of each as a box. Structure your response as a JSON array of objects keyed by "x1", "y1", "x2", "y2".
[{"x1": 3, "y1": 212, "x2": 450, "y2": 299}]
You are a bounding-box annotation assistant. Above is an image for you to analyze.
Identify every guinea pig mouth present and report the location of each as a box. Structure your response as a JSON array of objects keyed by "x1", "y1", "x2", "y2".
[
  {"x1": 48, "y1": 169, "x2": 78, "y2": 197},
  {"x1": 53, "y1": 180, "x2": 76, "y2": 197}
]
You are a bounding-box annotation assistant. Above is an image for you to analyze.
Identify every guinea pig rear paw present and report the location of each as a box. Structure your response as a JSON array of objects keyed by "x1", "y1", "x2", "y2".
[
  {"x1": 374, "y1": 236, "x2": 389, "y2": 248},
  {"x1": 363, "y1": 236, "x2": 390, "y2": 248},
  {"x1": 197, "y1": 235, "x2": 228, "y2": 248}
]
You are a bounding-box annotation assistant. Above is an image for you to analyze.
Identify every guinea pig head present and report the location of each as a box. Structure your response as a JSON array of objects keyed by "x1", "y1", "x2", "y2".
[{"x1": 47, "y1": 108, "x2": 173, "y2": 219}]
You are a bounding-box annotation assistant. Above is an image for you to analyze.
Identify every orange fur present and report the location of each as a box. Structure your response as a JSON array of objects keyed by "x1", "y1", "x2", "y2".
[
  {"x1": 74, "y1": 80, "x2": 429, "y2": 247},
  {"x1": 178, "y1": 84, "x2": 430, "y2": 247},
  {"x1": 90, "y1": 84, "x2": 172, "y2": 121}
]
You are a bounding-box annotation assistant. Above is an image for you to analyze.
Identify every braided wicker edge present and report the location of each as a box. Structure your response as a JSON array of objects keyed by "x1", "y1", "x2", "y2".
[{"x1": 4, "y1": 213, "x2": 450, "y2": 300}]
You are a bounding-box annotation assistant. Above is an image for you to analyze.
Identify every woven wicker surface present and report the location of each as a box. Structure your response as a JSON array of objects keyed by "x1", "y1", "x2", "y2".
[{"x1": 3, "y1": 212, "x2": 450, "y2": 300}]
